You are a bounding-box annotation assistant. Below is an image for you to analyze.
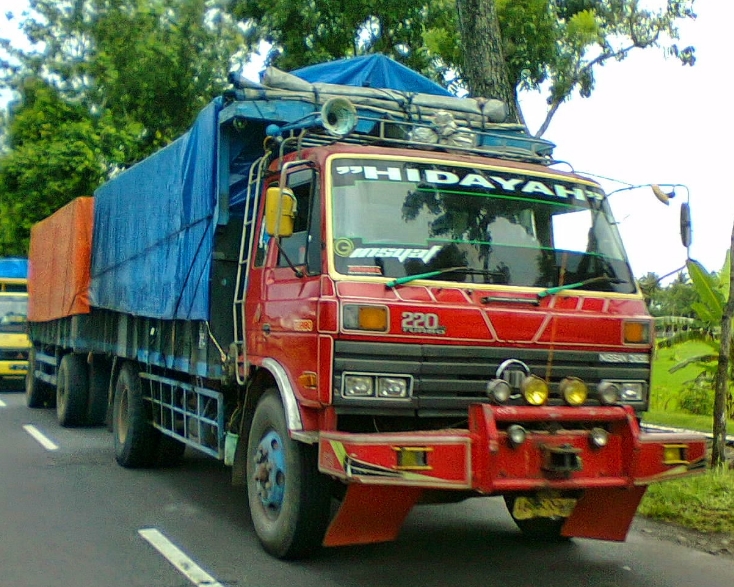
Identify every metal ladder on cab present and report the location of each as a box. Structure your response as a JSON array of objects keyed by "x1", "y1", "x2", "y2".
[{"x1": 232, "y1": 156, "x2": 268, "y2": 385}]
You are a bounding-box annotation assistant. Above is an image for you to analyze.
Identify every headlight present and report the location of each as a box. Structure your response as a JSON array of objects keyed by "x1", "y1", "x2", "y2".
[
  {"x1": 620, "y1": 382, "x2": 644, "y2": 402},
  {"x1": 342, "y1": 373, "x2": 412, "y2": 399},
  {"x1": 377, "y1": 377, "x2": 410, "y2": 398},
  {"x1": 343, "y1": 375, "x2": 374, "y2": 397},
  {"x1": 521, "y1": 375, "x2": 549, "y2": 406},
  {"x1": 560, "y1": 377, "x2": 588, "y2": 406}
]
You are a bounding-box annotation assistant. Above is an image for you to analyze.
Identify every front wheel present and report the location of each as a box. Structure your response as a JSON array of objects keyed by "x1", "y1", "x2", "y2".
[
  {"x1": 246, "y1": 389, "x2": 331, "y2": 559},
  {"x1": 112, "y1": 362, "x2": 158, "y2": 467}
]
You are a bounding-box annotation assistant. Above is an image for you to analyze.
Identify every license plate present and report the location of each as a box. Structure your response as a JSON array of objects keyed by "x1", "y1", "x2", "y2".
[{"x1": 512, "y1": 497, "x2": 577, "y2": 520}]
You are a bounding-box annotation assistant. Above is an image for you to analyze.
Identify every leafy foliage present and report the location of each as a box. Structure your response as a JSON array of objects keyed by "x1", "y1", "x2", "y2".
[
  {"x1": 230, "y1": 0, "x2": 697, "y2": 133},
  {"x1": 0, "y1": 0, "x2": 244, "y2": 254},
  {"x1": 663, "y1": 257, "x2": 734, "y2": 419}
]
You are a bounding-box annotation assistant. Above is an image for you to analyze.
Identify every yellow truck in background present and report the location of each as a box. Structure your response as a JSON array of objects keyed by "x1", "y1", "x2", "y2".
[{"x1": 0, "y1": 258, "x2": 30, "y2": 390}]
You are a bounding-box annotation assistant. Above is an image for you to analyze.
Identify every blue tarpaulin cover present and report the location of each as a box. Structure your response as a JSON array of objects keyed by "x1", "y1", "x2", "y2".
[
  {"x1": 88, "y1": 56, "x2": 456, "y2": 320},
  {"x1": 90, "y1": 99, "x2": 222, "y2": 319},
  {"x1": 291, "y1": 55, "x2": 452, "y2": 96},
  {"x1": 0, "y1": 258, "x2": 28, "y2": 279}
]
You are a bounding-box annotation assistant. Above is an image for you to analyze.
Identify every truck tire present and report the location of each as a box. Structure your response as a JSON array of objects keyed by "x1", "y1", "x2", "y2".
[
  {"x1": 86, "y1": 357, "x2": 110, "y2": 426},
  {"x1": 504, "y1": 495, "x2": 572, "y2": 542},
  {"x1": 112, "y1": 363, "x2": 157, "y2": 468},
  {"x1": 246, "y1": 389, "x2": 331, "y2": 559},
  {"x1": 56, "y1": 353, "x2": 89, "y2": 427},
  {"x1": 26, "y1": 347, "x2": 52, "y2": 408}
]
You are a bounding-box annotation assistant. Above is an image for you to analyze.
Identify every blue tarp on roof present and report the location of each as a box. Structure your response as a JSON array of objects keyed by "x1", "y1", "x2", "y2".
[
  {"x1": 0, "y1": 258, "x2": 28, "y2": 279},
  {"x1": 291, "y1": 54, "x2": 452, "y2": 96}
]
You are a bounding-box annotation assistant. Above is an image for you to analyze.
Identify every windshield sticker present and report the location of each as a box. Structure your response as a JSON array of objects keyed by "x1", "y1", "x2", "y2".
[
  {"x1": 348, "y1": 245, "x2": 442, "y2": 264},
  {"x1": 334, "y1": 238, "x2": 356, "y2": 257},
  {"x1": 334, "y1": 165, "x2": 603, "y2": 202},
  {"x1": 348, "y1": 266, "x2": 384, "y2": 275}
]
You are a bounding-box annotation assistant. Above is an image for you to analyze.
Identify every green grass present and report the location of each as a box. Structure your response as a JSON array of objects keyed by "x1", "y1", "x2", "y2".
[
  {"x1": 638, "y1": 469, "x2": 734, "y2": 534},
  {"x1": 637, "y1": 339, "x2": 734, "y2": 535}
]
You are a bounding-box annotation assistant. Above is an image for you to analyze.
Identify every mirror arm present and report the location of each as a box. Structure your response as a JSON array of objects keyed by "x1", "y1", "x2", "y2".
[{"x1": 274, "y1": 238, "x2": 304, "y2": 278}]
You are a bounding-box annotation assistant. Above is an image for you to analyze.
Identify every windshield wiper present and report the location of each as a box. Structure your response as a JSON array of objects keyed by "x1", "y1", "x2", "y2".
[
  {"x1": 537, "y1": 275, "x2": 628, "y2": 299},
  {"x1": 385, "y1": 266, "x2": 503, "y2": 288}
]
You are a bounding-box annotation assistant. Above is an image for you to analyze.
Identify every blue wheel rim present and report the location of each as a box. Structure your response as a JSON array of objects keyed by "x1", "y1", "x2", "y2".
[{"x1": 253, "y1": 430, "x2": 286, "y2": 512}]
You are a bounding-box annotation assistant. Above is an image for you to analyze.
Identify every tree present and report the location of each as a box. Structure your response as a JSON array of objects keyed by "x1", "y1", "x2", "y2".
[
  {"x1": 0, "y1": 79, "x2": 137, "y2": 255},
  {"x1": 230, "y1": 0, "x2": 696, "y2": 133},
  {"x1": 231, "y1": 0, "x2": 458, "y2": 87},
  {"x1": 0, "y1": 0, "x2": 245, "y2": 252}
]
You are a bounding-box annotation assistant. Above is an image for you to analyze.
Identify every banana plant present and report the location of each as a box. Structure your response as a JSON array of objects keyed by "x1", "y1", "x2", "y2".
[{"x1": 663, "y1": 255, "x2": 733, "y2": 423}]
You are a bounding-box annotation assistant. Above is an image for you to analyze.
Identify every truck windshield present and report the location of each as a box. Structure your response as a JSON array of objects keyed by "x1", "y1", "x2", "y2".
[
  {"x1": 330, "y1": 158, "x2": 636, "y2": 293},
  {"x1": 0, "y1": 295, "x2": 28, "y2": 333}
]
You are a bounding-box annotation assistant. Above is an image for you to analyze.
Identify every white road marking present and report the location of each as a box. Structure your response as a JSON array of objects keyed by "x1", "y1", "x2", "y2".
[
  {"x1": 138, "y1": 528, "x2": 225, "y2": 587},
  {"x1": 22, "y1": 424, "x2": 59, "y2": 451},
  {"x1": 0, "y1": 399, "x2": 6, "y2": 407}
]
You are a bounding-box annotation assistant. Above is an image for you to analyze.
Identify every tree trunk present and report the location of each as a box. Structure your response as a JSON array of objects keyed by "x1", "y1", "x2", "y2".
[
  {"x1": 455, "y1": 0, "x2": 523, "y2": 125},
  {"x1": 711, "y1": 222, "x2": 734, "y2": 467}
]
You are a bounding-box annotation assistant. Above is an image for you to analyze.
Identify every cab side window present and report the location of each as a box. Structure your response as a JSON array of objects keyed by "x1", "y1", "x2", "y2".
[{"x1": 277, "y1": 168, "x2": 321, "y2": 274}]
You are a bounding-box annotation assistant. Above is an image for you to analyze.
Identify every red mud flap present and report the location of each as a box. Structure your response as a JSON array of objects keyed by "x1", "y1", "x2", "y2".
[
  {"x1": 323, "y1": 485, "x2": 423, "y2": 547},
  {"x1": 561, "y1": 486, "x2": 647, "y2": 541}
]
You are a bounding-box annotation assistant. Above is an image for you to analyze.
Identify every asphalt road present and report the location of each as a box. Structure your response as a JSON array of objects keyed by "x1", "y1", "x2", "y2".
[{"x1": 1, "y1": 389, "x2": 732, "y2": 587}]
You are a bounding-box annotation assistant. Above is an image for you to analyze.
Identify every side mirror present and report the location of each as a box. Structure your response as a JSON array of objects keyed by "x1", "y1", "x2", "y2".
[
  {"x1": 680, "y1": 202, "x2": 692, "y2": 249},
  {"x1": 265, "y1": 187, "x2": 296, "y2": 238}
]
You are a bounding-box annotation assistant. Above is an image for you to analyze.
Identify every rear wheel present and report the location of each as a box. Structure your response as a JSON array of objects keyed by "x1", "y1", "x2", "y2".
[
  {"x1": 246, "y1": 389, "x2": 331, "y2": 559},
  {"x1": 56, "y1": 353, "x2": 89, "y2": 427},
  {"x1": 112, "y1": 363, "x2": 158, "y2": 468}
]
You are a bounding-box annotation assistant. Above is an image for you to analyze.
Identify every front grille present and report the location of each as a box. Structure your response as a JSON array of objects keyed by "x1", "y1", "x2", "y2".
[{"x1": 333, "y1": 341, "x2": 649, "y2": 415}]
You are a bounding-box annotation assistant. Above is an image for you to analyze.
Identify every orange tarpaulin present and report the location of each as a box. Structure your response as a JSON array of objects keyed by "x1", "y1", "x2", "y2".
[{"x1": 28, "y1": 197, "x2": 93, "y2": 322}]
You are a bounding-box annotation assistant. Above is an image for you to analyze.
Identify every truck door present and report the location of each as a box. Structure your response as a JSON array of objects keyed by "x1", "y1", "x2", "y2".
[{"x1": 252, "y1": 166, "x2": 322, "y2": 401}]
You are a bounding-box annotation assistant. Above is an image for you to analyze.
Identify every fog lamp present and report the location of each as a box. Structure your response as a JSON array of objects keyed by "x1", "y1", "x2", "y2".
[
  {"x1": 590, "y1": 427, "x2": 609, "y2": 448},
  {"x1": 560, "y1": 377, "x2": 588, "y2": 406},
  {"x1": 521, "y1": 375, "x2": 549, "y2": 406},
  {"x1": 597, "y1": 381, "x2": 621, "y2": 405},
  {"x1": 487, "y1": 379, "x2": 512, "y2": 403},
  {"x1": 507, "y1": 425, "x2": 527, "y2": 447}
]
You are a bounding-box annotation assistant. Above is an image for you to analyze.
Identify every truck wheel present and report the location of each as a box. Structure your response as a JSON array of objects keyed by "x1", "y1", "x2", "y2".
[
  {"x1": 247, "y1": 389, "x2": 331, "y2": 559},
  {"x1": 112, "y1": 363, "x2": 157, "y2": 468},
  {"x1": 86, "y1": 357, "x2": 110, "y2": 426},
  {"x1": 26, "y1": 347, "x2": 51, "y2": 408},
  {"x1": 56, "y1": 354, "x2": 89, "y2": 427},
  {"x1": 504, "y1": 495, "x2": 571, "y2": 542}
]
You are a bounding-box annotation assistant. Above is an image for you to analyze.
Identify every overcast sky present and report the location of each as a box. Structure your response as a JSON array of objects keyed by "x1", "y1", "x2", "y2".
[{"x1": 2, "y1": 1, "x2": 729, "y2": 281}]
